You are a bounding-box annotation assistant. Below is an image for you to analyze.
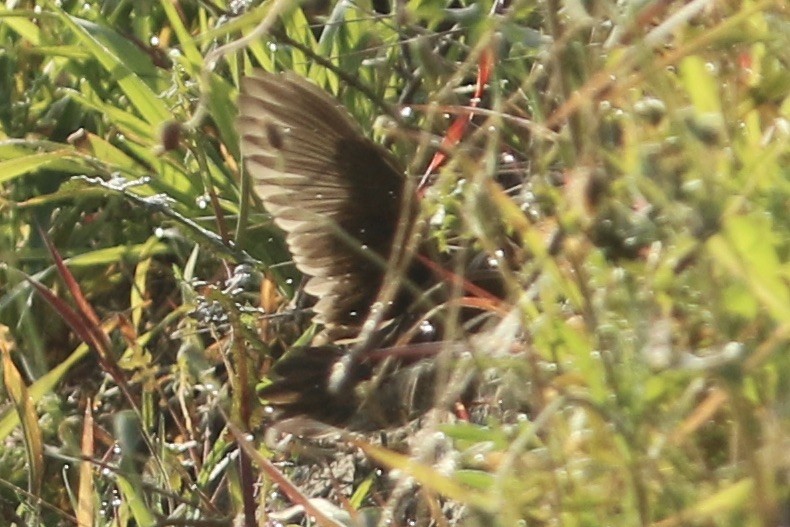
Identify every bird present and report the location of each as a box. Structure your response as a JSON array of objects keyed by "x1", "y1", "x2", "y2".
[{"x1": 237, "y1": 71, "x2": 503, "y2": 430}]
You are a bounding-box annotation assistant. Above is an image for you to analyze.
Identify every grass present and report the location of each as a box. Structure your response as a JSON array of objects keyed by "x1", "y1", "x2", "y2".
[{"x1": 1, "y1": 0, "x2": 789, "y2": 526}]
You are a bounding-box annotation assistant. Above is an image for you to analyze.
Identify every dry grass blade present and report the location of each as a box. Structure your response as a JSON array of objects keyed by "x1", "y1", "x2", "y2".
[
  {"x1": 76, "y1": 402, "x2": 95, "y2": 527},
  {"x1": 1, "y1": 326, "x2": 44, "y2": 498}
]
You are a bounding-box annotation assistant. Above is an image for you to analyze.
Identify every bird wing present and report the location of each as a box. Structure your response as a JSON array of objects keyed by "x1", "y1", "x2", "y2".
[{"x1": 237, "y1": 71, "x2": 410, "y2": 327}]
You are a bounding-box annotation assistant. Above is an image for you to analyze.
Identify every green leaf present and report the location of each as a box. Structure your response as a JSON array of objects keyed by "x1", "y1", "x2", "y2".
[
  {"x1": 160, "y1": 0, "x2": 202, "y2": 66},
  {"x1": 115, "y1": 475, "x2": 156, "y2": 527},
  {"x1": 0, "y1": 150, "x2": 88, "y2": 185},
  {"x1": 0, "y1": 8, "x2": 42, "y2": 45},
  {"x1": 208, "y1": 73, "x2": 240, "y2": 160},
  {"x1": 50, "y1": 9, "x2": 170, "y2": 126},
  {"x1": 66, "y1": 86, "x2": 157, "y2": 141},
  {"x1": 708, "y1": 213, "x2": 790, "y2": 322},
  {"x1": 353, "y1": 439, "x2": 497, "y2": 513},
  {"x1": 680, "y1": 55, "x2": 722, "y2": 115},
  {"x1": 282, "y1": 7, "x2": 315, "y2": 77},
  {"x1": 440, "y1": 422, "x2": 509, "y2": 449},
  {"x1": 454, "y1": 470, "x2": 495, "y2": 491}
]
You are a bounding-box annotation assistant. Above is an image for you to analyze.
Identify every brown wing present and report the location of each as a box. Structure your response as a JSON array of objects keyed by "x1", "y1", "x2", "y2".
[{"x1": 237, "y1": 71, "x2": 409, "y2": 327}]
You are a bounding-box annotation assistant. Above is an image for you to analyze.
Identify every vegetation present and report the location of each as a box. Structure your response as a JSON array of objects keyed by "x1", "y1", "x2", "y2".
[{"x1": 1, "y1": 0, "x2": 788, "y2": 525}]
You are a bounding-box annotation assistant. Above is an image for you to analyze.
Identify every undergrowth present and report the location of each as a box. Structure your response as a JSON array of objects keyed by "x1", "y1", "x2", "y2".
[{"x1": 0, "y1": 1, "x2": 788, "y2": 526}]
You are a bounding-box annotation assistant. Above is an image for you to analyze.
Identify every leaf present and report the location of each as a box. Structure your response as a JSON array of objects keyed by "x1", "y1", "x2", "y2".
[
  {"x1": 28, "y1": 45, "x2": 90, "y2": 59},
  {"x1": 115, "y1": 475, "x2": 156, "y2": 527},
  {"x1": 282, "y1": 7, "x2": 315, "y2": 77},
  {"x1": 130, "y1": 244, "x2": 155, "y2": 331},
  {"x1": 208, "y1": 73, "x2": 240, "y2": 160},
  {"x1": 352, "y1": 439, "x2": 497, "y2": 513},
  {"x1": 348, "y1": 472, "x2": 375, "y2": 509},
  {"x1": 0, "y1": 339, "x2": 93, "y2": 441},
  {"x1": 160, "y1": 0, "x2": 202, "y2": 66},
  {"x1": 65, "y1": 87, "x2": 157, "y2": 141},
  {"x1": 67, "y1": 129, "x2": 141, "y2": 174},
  {"x1": 439, "y1": 422, "x2": 509, "y2": 450},
  {"x1": 50, "y1": 9, "x2": 170, "y2": 126},
  {"x1": 454, "y1": 470, "x2": 495, "y2": 491},
  {"x1": 708, "y1": 213, "x2": 790, "y2": 322},
  {"x1": 680, "y1": 55, "x2": 722, "y2": 115},
  {"x1": 76, "y1": 403, "x2": 96, "y2": 527},
  {"x1": 1, "y1": 327, "x2": 44, "y2": 497},
  {"x1": 653, "y1": 479, "x2": 753, "y2": 527},
  {"x1": 0, "y1": 7, "x2": 42, "y2": 44},
  {"x1": 0, "y1": 150, "x2": 88, "y2": 185}
]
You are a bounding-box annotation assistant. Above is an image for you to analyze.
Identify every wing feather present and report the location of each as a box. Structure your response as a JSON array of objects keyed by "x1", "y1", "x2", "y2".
[{"x1": 238, "y1": 71, "x2": 410, "y2": 327}]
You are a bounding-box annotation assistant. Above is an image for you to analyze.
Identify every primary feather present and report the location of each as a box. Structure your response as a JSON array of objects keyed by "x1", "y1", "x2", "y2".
[{"x1": 237, "y1": 71, "x2": 412, "y2": 328}]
